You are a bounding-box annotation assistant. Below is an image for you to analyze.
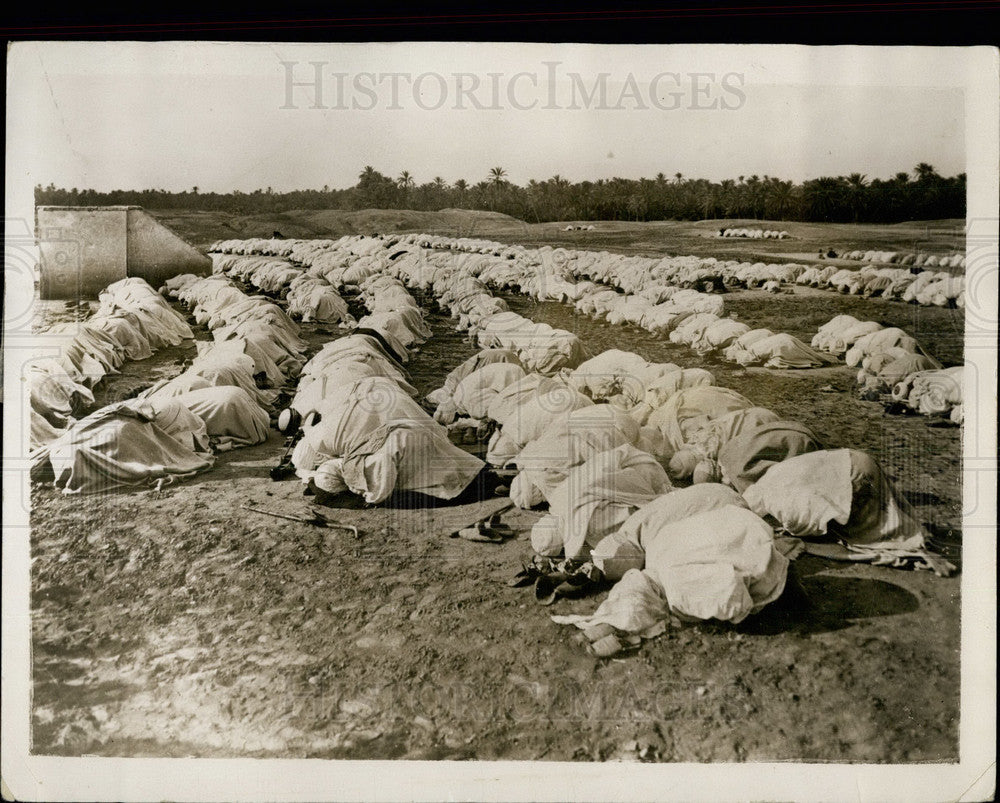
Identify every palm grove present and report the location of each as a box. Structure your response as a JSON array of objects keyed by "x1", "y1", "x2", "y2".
[{"x1": 35, "y1": 163, "x2": 964, "y2": 224}]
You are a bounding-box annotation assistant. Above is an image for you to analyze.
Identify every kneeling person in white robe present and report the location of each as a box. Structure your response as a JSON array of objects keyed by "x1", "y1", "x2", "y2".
[{"x1": 311, "y1": 419, "x2": 487, "y2": 506}]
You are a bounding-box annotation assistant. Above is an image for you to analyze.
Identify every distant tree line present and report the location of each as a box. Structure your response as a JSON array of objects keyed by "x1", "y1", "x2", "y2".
[{"x1": 35, "y1": 163, "x2": 964, "y2": 223}]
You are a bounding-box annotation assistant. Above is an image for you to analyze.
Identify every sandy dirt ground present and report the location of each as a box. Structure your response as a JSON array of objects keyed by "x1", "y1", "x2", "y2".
[
  {"x1": 29, "y1": 216, "x2": 964, "y2": 762},
  {"x1": 154, "y1": 209, "x2": 966, "y2": 268}
]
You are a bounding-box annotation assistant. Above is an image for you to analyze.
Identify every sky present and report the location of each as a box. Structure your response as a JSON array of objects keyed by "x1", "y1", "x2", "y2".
[{"x1": 6, "y1": 41, "x2": 970, "y2": 208}]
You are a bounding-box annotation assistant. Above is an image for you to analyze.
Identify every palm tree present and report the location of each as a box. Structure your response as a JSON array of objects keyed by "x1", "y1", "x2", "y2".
[
  {"x1": 685, "y1": 178, "x2": 716, "y2": 219},
  {"x1": 720, "y1": 179, "x2": 736, "y2": 217},
  {"x1": 547, "y1": 174, "x2": 570, "y2": 199},
  {"x1": 397, "y1": 171, "x2": 415, "y2": 190},
  {"x1": 627, "y1": 193, "x2": 647, "y2": 222},
  {"x1": 488, "y1": 166, "x2": 507, "y2": 187},
  {"x1": 486, "y1": 167, "x2": 508, "y2": 212},
  {"x1": 844, "y1": 173, "x2": 868, "y2": 223},
  {"x1": 524, "y1": 179, "x2": 543, "y2": 222},
  {"x1": 543, "y1": 174, "x2": 572, "y2": 220},
  {"x1": 802, "y1": 177, "x2": 842, "y2": 222},
  {"x1": 395, "y1": 171, "x2": 415, "y2": 208},
  {"x1": 746, "y1": 175, "x2": 762, "y2": 219},
  {"x1": 767, "y1": 179, "x2": 794, "y2": 220}
]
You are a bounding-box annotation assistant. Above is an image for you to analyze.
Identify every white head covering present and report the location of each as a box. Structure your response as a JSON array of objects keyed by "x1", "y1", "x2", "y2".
[
  {"x1": 314, "y1": 458, "x2": 348, "y2": 494},
  {"x1": 668, "y1": 448, "x2": 699, "y2": 480},
  {"x1": 692, "y1": 459, "x2": 720, "y2": 485}
]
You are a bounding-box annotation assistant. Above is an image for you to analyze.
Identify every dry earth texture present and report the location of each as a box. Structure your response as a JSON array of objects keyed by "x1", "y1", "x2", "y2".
[{"x1": 29, "y1": 210, "x2": 964, "y2": 761}]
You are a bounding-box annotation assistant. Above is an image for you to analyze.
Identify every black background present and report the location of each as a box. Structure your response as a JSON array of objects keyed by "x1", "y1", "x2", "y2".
[{"x1": 1, "y1": 1, "x2": 998, "y2": 44}]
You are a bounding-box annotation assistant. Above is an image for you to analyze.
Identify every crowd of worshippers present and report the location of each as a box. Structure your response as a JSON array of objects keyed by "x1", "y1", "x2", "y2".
[
  {"x1": 30, "y1": 275, "x2": 302, "y2": 493},
  {"x1": 29, "y1": 233, "x2": 958, "y2": 656}
]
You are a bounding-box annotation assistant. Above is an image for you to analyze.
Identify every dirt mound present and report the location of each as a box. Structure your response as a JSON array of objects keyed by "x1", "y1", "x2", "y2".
[
  {"x1": 151, "y1": 208, "x2": 529, "y2": 250},
  {"x1": 438, "y1": 208, "x2": 522, "y2": 220},
  {"x1": 301, "y1": 208, "x2": 527, "y2": 236}
]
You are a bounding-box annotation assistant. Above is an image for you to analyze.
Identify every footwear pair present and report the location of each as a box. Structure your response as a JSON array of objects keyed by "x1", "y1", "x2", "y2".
[
  {"x1": 270, "y1": 460, "x2": 296, "y2": 481},
  {"x1": 534, "y1": 572, "x2": 586, "y2": 605},
  {"x1": 453, "y1": 521, "x2": 504, "y2": 542},
  {"x1": 507, "y1": 563, "x2": 542, "y2": 587},
  {"x1": 508, "y1": 557, "x2": 603, "y2": 604},
  {"x1": 505, "y1": 555, "x2": 574, "y2": 590},
  {"x1": 534, "y1": 562, "x2": 603, "y2": 606}
]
